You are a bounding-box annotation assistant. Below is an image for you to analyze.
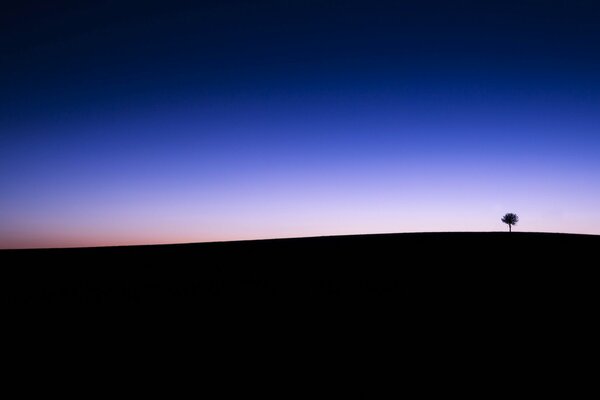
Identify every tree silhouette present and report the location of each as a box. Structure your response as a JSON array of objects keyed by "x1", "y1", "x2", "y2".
[{"x1": 501, "y1": 213, "x2": 519, "y2": 232}]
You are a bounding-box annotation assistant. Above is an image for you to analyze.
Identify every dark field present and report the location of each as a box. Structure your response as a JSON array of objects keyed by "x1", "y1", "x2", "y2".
[
  {"x1": 2, "y1": 232, "x2": 597, "y2": 310},
  {"x1": 3, "y1": 232, "x2": 597, "y2": 391}
]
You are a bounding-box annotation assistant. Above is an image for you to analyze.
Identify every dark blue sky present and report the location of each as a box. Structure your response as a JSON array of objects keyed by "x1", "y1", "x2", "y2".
[{"x1": 2, "y1": 1, "x2": 600, "y2": 247}]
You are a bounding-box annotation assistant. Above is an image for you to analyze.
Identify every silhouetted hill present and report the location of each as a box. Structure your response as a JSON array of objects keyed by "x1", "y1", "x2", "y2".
[
  {"x1": 3, "y1": 232, "x2": 596, "y2": 391},
  {"x1": 2, "y1": 232, "x2": 597, "y2": 309}
]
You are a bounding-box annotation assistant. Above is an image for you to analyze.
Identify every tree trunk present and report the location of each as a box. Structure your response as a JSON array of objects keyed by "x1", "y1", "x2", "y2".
[{"x1": 509, "y1": 224, "x2": 511, "y2": 233}]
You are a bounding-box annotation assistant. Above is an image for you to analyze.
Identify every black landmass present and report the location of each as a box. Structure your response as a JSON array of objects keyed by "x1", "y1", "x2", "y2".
[
  {"x1": 3, "y1": 232, "x2": 597, "y2": 390},
  {"x1": 2, "y1": 232, "x2": 597, "y2": 310}
]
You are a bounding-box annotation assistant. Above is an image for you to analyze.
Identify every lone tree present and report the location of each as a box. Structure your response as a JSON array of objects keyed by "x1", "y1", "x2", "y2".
[{"x1": 501, "y1": 213, "x2": 519, "y2": 232}]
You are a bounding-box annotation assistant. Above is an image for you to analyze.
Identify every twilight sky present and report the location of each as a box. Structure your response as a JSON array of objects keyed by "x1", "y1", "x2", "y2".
[{"x1": 2, "y1": 0, "x2": 600, "y2": 248}]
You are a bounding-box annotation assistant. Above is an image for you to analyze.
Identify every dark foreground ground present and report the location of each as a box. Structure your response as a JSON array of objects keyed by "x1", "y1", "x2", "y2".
[
  {"x1": 2, "y1": 232, "x2": 597, "y2": 308},
  {"x1": 2, "y1": 232, "x2": 597, "y2": 392}
]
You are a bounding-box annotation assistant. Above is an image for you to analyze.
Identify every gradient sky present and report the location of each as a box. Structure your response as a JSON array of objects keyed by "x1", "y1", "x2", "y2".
[{"x1": 2, "y1": 0, "x2": 600, "y2": 248}]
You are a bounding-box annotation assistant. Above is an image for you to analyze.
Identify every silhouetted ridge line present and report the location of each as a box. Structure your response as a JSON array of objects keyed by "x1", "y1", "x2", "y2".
[{"x1": 1, "y1": 232, "x2": 598, "y2": 311}]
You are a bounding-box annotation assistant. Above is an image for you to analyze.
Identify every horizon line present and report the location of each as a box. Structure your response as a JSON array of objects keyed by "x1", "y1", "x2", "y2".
[{"x1": 2, "y1": 230, "x2": 598, "y2": 251}]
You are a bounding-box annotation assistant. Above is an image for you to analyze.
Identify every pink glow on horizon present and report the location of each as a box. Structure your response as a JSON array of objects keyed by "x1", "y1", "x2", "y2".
[
  {"x1": 2, "y1": 200, "x2": 599, "y2": 249},
  {"x1": 2, "y1": 154, "x2": 600, "y2": 248}
]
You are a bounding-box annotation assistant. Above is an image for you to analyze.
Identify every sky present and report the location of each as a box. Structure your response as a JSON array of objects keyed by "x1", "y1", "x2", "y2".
[{"x1": 2, "y1": 0, "x2": 600, "y2": 248}]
